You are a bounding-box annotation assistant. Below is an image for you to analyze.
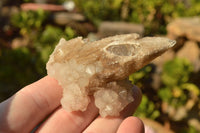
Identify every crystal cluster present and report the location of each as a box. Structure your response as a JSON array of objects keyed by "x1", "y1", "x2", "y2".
[{"x1": 46, "y1": 33, "x2": 176, "y2": 117}]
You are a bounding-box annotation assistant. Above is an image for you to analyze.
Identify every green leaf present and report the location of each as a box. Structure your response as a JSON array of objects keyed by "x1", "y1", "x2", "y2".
[{"x1": 181, "y1": 83, "x2": 200, "y2": 96}]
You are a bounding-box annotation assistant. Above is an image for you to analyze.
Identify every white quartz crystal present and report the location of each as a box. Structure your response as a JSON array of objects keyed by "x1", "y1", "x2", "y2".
[{"x1": 46, "y1": 33, "x2": 176, "y2": 117}]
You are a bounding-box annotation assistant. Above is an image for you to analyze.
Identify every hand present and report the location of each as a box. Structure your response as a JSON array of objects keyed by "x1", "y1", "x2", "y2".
[{"x1": 0, "y1": 76, "x2": 144, "y2": 133}]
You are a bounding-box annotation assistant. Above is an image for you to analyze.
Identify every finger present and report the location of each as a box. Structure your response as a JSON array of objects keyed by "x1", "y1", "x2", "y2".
[
  {"x1": 117, "y1": 117, "x2": 144, "y2": 133},
  {"x1": 122, "y1": 85, "x2": 142, "y2": 117},
  {"x1": 0, "y1": 76, "x2": 62, "y2": 133},
  {"x1": 83, "y1": 85, "x2": 142, "y2": 133},
  {"x1": 36, "y1": 97, "x2": 99, "y2": 133}
]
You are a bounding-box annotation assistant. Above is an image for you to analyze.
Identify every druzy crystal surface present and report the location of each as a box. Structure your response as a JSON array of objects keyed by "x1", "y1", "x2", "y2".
[{"x1": 46, "y1": 33, "x2": 176, "y2": 117}]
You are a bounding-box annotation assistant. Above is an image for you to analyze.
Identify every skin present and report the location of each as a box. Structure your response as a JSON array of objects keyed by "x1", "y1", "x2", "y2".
[{"x1": 0, "y1": 76, "x2": 144, "y2": 133}]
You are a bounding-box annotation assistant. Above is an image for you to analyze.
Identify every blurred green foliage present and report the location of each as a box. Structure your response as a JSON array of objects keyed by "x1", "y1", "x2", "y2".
[
  {"x1": 159, "y1": 58, "x2": 199, "y2": 108},
  {"x1": 0, "y1": 47, "x2": 41, "y2": 101},
  {"x1": 74, "y1": 0, "x2": 200, "y2": 34},
  {"x1": 134, "y1": 95, "x2": 160, "y2": 119},
  {"x1": 184, "y1": 125, "x2": 199, "y2": 133},
  {"x1": 11, "y1": 10, "x2": 49, "y2": 36},
  {"x1": 11, "y1": 10, "x2": 76, "y2": 63},
  {"x1": 74, "y1": 0, "x2": 123, "y2": 25},
  {"x1": 129, "y1": 65, "x2": 152, "y2": 87},
  {"x1": 161, "y1": 58, "x2": 193, "y2": 87},
  {"x1": 130, "y1": 58, "x2": 200, "y2": 132},
  {"x1": 130, "y1": 65, "x2": 160, "y2": 119},
  {"x1": 0, "y1": 9, "x2": 76, "y2": 101}
]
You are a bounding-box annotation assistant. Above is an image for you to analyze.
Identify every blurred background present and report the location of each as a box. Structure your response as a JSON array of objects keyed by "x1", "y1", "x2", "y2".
[{"x1": 0, "y1": 0, "x2": 200, "y2": 132}]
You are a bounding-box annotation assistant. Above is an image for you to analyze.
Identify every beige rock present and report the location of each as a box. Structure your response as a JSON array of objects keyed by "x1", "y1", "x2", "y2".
[
  {"x1": 46, "y1": 33, "x2": 175, "y2": 117},
  {"x1": 167, "y1": 17, "x2": 200, "y2": 42},
  {"x1": 98, "y1": 21, "x2": 144, "y2": 38},
  {"x1": 53, "y1": 12, "x2": 85, "y2": 25},
  {"x1": 11, "y1": 37, "x2": 29, "y2": 49}
]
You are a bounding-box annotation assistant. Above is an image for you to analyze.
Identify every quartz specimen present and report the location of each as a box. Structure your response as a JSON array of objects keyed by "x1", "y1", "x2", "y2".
[{"x1": 46, "y1": 33, "x2": 176, "y2": 117}]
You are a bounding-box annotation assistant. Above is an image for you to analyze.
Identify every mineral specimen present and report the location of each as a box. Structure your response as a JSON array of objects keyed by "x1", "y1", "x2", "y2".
[{"x1": 46, "y1": 33, "x2": 176, "y2": 117}]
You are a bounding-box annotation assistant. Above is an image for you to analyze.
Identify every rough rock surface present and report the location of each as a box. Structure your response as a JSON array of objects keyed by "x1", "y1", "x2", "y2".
[{"x1": 46, "y1": 33, "x2": 176, "y2": 117}]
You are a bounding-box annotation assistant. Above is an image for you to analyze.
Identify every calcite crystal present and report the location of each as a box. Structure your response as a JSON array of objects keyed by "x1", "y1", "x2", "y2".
[{"x1": 46, "y1": 33, "x2": 176, "y2": 117}]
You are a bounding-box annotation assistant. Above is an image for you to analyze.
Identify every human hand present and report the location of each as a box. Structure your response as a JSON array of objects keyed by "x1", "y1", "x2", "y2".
[{"x1": 0, "y1": 76, "x2": 144, "y2": 133}]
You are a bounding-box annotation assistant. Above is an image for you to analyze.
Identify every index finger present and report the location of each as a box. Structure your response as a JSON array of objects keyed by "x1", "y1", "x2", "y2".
[{"x1": 0, "y1": 76, "x2": 62, "y2": 133}]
